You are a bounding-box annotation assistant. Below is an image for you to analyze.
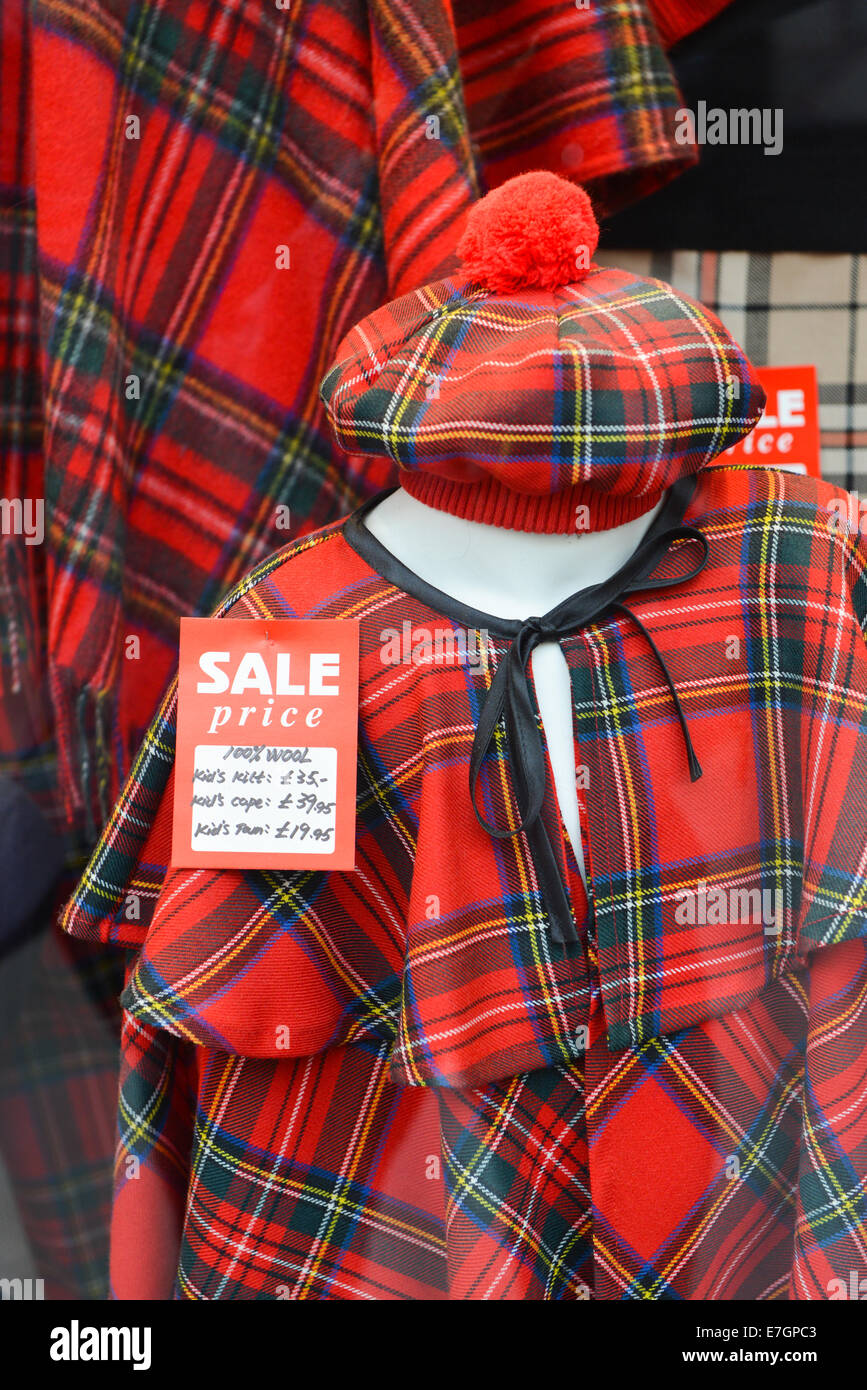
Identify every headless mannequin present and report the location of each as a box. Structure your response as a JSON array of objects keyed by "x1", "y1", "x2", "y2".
[{"x1": 364, "y1": 488, "x2": 665, "y2": 883}]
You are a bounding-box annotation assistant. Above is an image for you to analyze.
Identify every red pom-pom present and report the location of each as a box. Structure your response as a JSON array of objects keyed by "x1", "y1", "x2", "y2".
[{"x1": 457, "y1": 171, "x2": 599, "y2": 294}]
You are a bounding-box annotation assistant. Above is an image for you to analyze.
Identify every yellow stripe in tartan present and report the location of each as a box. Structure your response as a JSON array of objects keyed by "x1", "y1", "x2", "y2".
[
  {"x1": 379, "y1": 65, "x2": 476, "y2": 202},
  {"x1": 443, "y1": 1075, "x2": 586, "y2": 1289},
  {"x1": 581, "y1": 674, "x2": 830, "y2": 727},
  {"x1": 798, "y1": 1113, "x2": 867, "y2": 1239},
  {"x1": 295, "y1": 1051, "x2": 392, "y2": 1297},
  {"x1": 417, "y1": 303, "x2": 560, "y2": 332},
  {"x1": 117, "y1": 1097, "x2": 184, "y2": 1185},
  {"x1": 349, "y1": 419, "x2": 745, "y2": 447},
  {"x1": 755, "y1": 469, "x2": 801, "y2": 975},
  {"x1": 563, "y1": 280, "x2": 719, "y2": 321},
  {"x1": 124, "y1": 975, "x2": 205, "y2": 1046},
  {"x1": 403, "y1": 910, "x2": 540, "y2": 968},
  {"x1": 383, "y1": 310, "x2": 458, "y2": 462},
  {"x1": 193, "y1": 1053, "x2": 446, "y2": 1255},
  {"x1": 805, "y1": 891, "x2": 867, "y2": 943},
  {"x1": 598, "y1": 856, "x2": 801, "y2": 917},
  {"x1": 808, "y1": 974, "x2": 865, "y2": 1055},
  {"x1": 546, "y1": 1214, "x2": 596, "y2": 1298},
  {"x1": 354, "y1": 743, "x2": 417, "y2": 821},
  {"x1": 116, "y1": 1022, "x2": 187, "y2": 1182},
  {"x1": 587, "y1": 623, "x2": 647, "y2": 1014}
]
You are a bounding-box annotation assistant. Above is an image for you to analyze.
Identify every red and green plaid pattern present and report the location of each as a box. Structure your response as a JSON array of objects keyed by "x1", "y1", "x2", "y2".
[
  {"x1": 1, "y1": 0, "x2": 714, "y2": 1299},
  {"x1": 0, "y1": 0, "x2": 54, "y2": 819},
  {"x1": 63, "y1": 461, "x2": 867, "y2": 1297},
  {"x1": 0, "y1": 923, "x2": 122, "y2": 1300},
  {"x1": 319, "y1": 267, "x2": 766, "y2": 502},
  {"x1": 0, "y1": 0, "x2": 122, "y2": 1302}
]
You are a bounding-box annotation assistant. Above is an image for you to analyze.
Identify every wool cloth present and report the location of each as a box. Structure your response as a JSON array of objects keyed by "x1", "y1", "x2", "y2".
[
  {"x1": 319, "y1": 258, "x2": 766, "y2": 530},
  {"x1": 64, "y1": 460, "x2": 867, "y2": 1299},
  {"x1": 0, "y1": 0, "x2": 728, "y2": 1297}
]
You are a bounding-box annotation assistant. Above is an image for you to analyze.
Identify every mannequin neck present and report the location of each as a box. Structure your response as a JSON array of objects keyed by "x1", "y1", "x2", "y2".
[
  {"x1": 360, "y1": 482, "x2": 670, "y2": 876},
  {"x1": 363, "y1": 485, "x2": 666, "y2": 619}
]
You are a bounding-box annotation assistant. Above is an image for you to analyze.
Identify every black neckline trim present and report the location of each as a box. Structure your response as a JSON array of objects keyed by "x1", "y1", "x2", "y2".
[{"x1": 342, "y1": 477, "x2": 698, "y2": 639}]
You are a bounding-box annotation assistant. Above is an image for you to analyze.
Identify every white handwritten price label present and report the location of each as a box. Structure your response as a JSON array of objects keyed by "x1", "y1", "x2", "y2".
[{"x1": 172, "y1": 618, "x2": 359, "y2": 870}]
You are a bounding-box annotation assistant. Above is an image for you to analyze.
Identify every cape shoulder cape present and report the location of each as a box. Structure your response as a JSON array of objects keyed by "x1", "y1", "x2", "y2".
[
  {"x1": 61, "y1": 464, "x2": 867, "y2": 1299},
  {"x1": 63, "y1": 464, "x2": 867, "y2": 1079}
]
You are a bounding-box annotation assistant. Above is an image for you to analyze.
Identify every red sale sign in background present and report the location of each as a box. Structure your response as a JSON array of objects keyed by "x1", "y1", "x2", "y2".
[
  {"x1": 172, "y1": 618, "x2": 359, "y2": 871},
  {"x1": 720, "y1": 365, "x2": 821, "y2": 477}
]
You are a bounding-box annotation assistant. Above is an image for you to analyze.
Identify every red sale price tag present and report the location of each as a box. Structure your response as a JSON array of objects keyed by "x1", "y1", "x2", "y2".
[
  {"x1": 720, "y1": 365, "x2": 820, "y2": 477},
  {"x1": 172, "y1": 618, "x2": 359, "y2": 870}
]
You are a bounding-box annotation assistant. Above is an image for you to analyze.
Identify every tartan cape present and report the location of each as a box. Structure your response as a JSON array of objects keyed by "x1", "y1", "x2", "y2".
[{"x1": 63, "y1": 461, "x2": 867, "y2": 1299}]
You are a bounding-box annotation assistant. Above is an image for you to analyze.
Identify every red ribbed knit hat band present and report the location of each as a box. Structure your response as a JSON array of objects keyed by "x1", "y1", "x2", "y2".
[{"x1": 400, "y1": 470, "x2": 665, "y2": 534}]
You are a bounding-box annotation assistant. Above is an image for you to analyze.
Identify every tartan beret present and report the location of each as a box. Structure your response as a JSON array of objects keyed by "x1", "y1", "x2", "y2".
[{"x1": 320, "y1": 172, "x2": 766, "y2": 528}]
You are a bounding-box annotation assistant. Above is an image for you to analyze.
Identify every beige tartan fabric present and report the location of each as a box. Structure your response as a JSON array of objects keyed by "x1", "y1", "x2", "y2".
[{"x1": 597, "y1": 250, "x2": 867, "y2": 490}]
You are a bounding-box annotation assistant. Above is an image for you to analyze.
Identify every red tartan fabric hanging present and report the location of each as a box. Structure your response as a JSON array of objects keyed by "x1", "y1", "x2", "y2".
[{"x1": 22, "y1": 0, "x2": 711, "y2": 842}]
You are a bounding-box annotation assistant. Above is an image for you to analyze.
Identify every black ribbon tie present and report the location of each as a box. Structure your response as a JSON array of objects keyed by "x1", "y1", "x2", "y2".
[{"x1": 468, "y1": 473, "x2": 710, "y2": 945}]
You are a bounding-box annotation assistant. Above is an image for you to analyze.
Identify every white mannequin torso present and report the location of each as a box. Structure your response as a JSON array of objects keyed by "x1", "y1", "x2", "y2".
[{"x1": 364, "y1": 488, "x2": 665, "y2": 881}]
